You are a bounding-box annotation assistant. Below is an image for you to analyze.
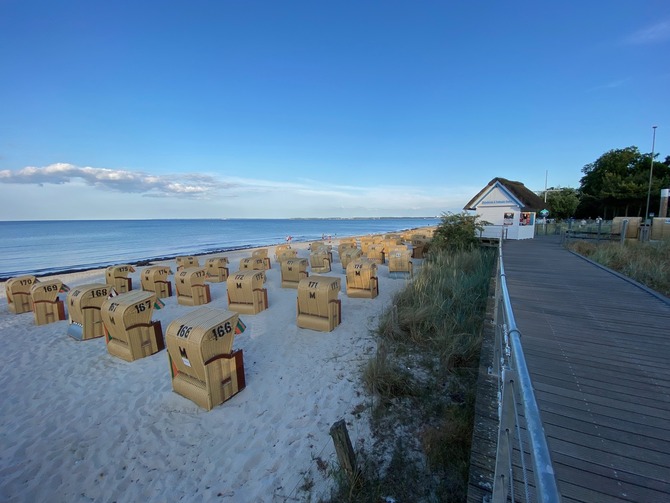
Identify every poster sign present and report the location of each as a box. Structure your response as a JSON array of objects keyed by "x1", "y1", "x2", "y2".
[
  {"x1": 504, "y1": 212, "x2": 514, "y2": 226},
  {"x1": 519, "y1": 212, "x2": 534, "y2": 226}
]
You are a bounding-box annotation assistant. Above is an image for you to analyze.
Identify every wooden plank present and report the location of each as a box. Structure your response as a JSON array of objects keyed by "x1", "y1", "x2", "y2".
[
  {"x1": 528, "y1": 373, "x2": 670, "y2": 411},
  {"x1": 552, "y1": 451, "x2": 670, "y2": 496},
  {"x1": 537, "y1": 397, "x2": 670, "y2": 442},
  {"x1": 540, "y1": 409, "x2": 670, "y2": 453}
]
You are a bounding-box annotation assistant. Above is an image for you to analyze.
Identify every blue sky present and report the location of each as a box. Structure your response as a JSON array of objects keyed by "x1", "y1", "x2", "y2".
[{"x1": 1, "y1": 1, "x2": 668, "y2": 220}]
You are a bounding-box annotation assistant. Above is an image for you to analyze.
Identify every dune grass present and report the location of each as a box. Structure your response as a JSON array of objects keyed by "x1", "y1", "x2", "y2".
[
  {"x1": 567, "y1": 239, "x2": 670, "y2": 297},
  {"x1": 327, "y1": 247, "x2": 495, "y2": 502}
]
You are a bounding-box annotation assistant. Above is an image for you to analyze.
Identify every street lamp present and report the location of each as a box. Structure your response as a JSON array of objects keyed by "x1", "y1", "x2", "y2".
[{"x1": 644, "y1": 125, "x2": 658, "y2": 223}]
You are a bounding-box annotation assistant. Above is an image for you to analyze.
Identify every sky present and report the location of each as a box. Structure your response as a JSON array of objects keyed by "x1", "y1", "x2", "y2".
[{"x1": 1, "y1": 1, "x2": 668, "y2": 220}]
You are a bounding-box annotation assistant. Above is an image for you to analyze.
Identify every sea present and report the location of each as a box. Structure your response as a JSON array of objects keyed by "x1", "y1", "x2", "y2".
[{"x1": 0, "y1": 218, "x2": 440, "y2": 280}]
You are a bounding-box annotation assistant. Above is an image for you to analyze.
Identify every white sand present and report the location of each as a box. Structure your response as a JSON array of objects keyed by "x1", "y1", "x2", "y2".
[{"x1": 0, "y1": 241, "x2": 416, "y2": 502}]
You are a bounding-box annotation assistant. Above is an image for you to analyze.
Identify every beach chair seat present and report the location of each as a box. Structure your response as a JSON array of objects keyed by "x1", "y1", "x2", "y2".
[
  {"x1": 176, "y1": 256, "x2": 199, "y2": 270},
  {"x1": 280, "y1": 258, "x2": 309, "y2": 288},
  {"x1": 100, "y1": 290, "x2": 164, "y2": 362},
  {"x1": 205, "y1": 257, "x2": 229, "y2": 283},
  {"x1": 297, "y1": 276, "x2": 341, "y2": 332},
  {"x1": 309, "y1": 247, "x2": 331, "y2": 273},
  {"x1": 105, "y1": 264, "x2": 135, "y2": 293},
  {"x1": 166, "y1": 307, "x2": 245, "y2": 411},
  {"x1": 240, "y1": 256, "x2": 271, "y2": 271},
  {"x1": 337, "y1": 242, "x2": 357, "y2": 261},
  {"x1": 30, "y1": 279, "x2": 67, "y2": 325},
  {"x1": 66, "y1": 283, "x2": 110, "y2": 340},
  {"x1": 346, "y1": 259, "x2": 379, "y2": 299},
  {"x1": 6, "y1": 275, "x2": 37, "y2": 314},
  {"x1": 227, "y1": 270, "x2": 268, "y2": 314},
  {"x1": 141, "y1": 266, "x2": 173, "y2": 298},
  {"x1": 175, "y1": 267, "x2": 211, "y2": 306},
  {"x1": 388, "y1": 249, "x2": 413, "y2": 277},
  {"x1": 276, "y1": 248, "x2": 298, "y2": 263},
  {"x1": 365, "y1": 243, "x2": 385, "y2": 264},
  {"x1": 340, "y1": 247, "x2": 363, "y2": 271}
]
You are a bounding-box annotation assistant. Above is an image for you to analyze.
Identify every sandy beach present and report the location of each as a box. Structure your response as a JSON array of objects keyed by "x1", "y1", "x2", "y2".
[{"x1": 0, "y1": 240, "x2": 418, "y2": 502}]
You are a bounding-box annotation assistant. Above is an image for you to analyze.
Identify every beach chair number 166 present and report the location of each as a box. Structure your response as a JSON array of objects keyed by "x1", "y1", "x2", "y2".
[{"x1": 212, "y1": 322, "x2": 232, "y2": 340}]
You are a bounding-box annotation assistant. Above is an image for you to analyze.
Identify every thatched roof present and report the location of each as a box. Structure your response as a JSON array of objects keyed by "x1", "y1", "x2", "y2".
[{"x1": 464, "y1": 177, "x2": 545, "y2": 212}]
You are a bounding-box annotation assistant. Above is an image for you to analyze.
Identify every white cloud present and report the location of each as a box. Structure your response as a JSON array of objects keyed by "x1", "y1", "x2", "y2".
[
  {"x1": 0, "y1": 162, "x2": 470, "y2": 218},
  {"x1": 624, "y1": 20, "x2": 670, "y2": 45},
  {"x1": 0, "y1": 163, "x2": 234, "y2": 198}
]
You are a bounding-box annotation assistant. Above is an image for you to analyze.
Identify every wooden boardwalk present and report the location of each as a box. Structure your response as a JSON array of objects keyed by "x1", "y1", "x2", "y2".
[{"x1": 468, "y1": 237, "x2": 670, "y2": 503}]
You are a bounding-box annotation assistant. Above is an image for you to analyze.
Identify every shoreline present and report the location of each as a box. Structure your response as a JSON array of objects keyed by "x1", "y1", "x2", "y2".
[{"x1": 0, "y1": 224, "x2": 434, "y2": 282}]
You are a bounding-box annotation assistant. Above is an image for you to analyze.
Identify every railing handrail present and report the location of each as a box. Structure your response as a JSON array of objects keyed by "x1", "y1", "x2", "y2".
[{"x1": 493, "y1": 238, "x2": 561, "y2": 502}]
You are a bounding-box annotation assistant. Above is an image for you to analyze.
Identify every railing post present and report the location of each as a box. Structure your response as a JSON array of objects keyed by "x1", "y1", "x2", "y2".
[
  {"x1": 492, "y1": 368, "x2": 518, "y2": 502},
  {"x1": 621, "y1": 220, "x2": 628, "y2": 245}
]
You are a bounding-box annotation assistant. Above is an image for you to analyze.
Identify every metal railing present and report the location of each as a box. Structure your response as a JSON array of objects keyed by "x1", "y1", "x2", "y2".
[
  {"x1": 480, "y1": 225, "x2": 508, "y2": 240},
  {"x1": 490, "y1": 240, "x2": 561, "y2": 503}
]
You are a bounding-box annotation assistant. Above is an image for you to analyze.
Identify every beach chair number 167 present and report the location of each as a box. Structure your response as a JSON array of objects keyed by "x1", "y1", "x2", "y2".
[{"x1": 134, "y1": 301, "x2": 151, "y2": 314}]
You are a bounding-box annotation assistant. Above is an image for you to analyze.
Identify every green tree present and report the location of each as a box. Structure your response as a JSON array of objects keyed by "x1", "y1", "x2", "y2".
[
  {"x1": 545, "y1": 187, "x2": 580, "y2": 219},
  {"x1": 577, "y1": 147, "x2": 670, "y2": 219},
  {"x1": 431, "y1": 212, "x2": 489, "y2": 252}
]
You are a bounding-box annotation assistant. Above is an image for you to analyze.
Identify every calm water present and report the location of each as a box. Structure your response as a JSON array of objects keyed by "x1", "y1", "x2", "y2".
[{"x1": 0, "y1": 218, "x2": 439, "y2": 279}]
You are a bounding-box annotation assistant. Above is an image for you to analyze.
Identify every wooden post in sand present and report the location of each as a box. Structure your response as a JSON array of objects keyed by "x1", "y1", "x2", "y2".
[{"x1": 329, "y1": 419, "x2": 358, "y2": 482}]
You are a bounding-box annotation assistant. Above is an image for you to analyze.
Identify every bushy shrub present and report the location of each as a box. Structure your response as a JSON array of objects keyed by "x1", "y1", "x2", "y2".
[{"x1": 430, "y1": 212, "x2": 489, "y2": 252}]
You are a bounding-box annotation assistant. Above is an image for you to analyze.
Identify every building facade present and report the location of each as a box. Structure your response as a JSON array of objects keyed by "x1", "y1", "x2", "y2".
[{"x1": 464, "y1": 178, "x2": 545, "y2": 240}]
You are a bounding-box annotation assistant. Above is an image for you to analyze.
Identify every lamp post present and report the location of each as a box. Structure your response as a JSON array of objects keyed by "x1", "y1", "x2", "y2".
[{"x1": 644, "y1": 125, "x2": 658, "y2": 224}]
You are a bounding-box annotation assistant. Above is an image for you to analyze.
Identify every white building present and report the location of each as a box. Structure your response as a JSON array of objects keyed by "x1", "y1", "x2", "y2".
[{"x1": 464, "y1": 177, "x2": 545, "y2": 240}]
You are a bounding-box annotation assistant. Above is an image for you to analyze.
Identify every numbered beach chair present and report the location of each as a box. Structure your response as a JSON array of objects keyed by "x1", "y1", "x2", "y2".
[
  {"x1": 251, "y1": 248, "x2": 271, "y2": 269},
  {"x1": 360, "y1": 236, "x2": 382, "y2": 255},
  {"x1": 337, "y1": 242, "x2": 358, "y2": 262},
  {"x1": 30, "y1": 279, "x2": 67, "y2": 325},
  {"x1": 176, "y1": 256, "x2": 199, "y2": 270},
  {"x1": 310, "y1": 240, "x2": 332, "y2": 253},
  {"x1": 410, "y1": 236, "x2": 429, "y2": 259},
  {"x1": 226, "y1": 270, "x2": 268, "y2": 314},
  {"x1": 366, "y1": 243, "x2": 385, "y2": 264},
  {"x1": 280, "y1": 258, "x2": 309, "y2": 289},
  {"x1": 276, "y1": 247, "x2": 298, "y2": 263},
  {"x1": 166, "y1": 307, "x2": 246, "y2": 411},
  {"x1": 388, "y1": 249, "x2": 413, "y2": 278},
  {"x1": 6, "y1": 275, "x2": 37, "y2": 314},
  {"x1": 100, "y1": 290, "x2": 164, "y2": 362},
  {"x1": 141, "y1": 266, "x2": 173, "y2": 298},
  {"x1": 296, "y1": 276, "x2": 341, "y2": 332},
  {"x1": 240, "y1": 257, "x2": 270, "y2": 272},
  {"x1": 66, "y1": 283, "x2": 110, "y2": 340},
  {"x1": 205, "y1": 257, "x2": 229, "y2": 283},
  {"x1": 310, "y1": 246, "x2": 332, "y2": 273},
  {"x1": 340, "y1": 247, "x2": 363, "y2": 271},
  {"x1": 346, "y1": 259, "x2": 379, "y2": 299},
  {"x1": 175, "y1": 267, "x2": 211, "y2": 306},
  {"x1": 105, "y1": 264, "x2": 135, "y2": 293}
]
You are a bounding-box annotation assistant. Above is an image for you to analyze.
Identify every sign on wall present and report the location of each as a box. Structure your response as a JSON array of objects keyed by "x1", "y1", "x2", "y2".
[{"x1": 520, "y1": 212, "x2": 534, "y2": 226}]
